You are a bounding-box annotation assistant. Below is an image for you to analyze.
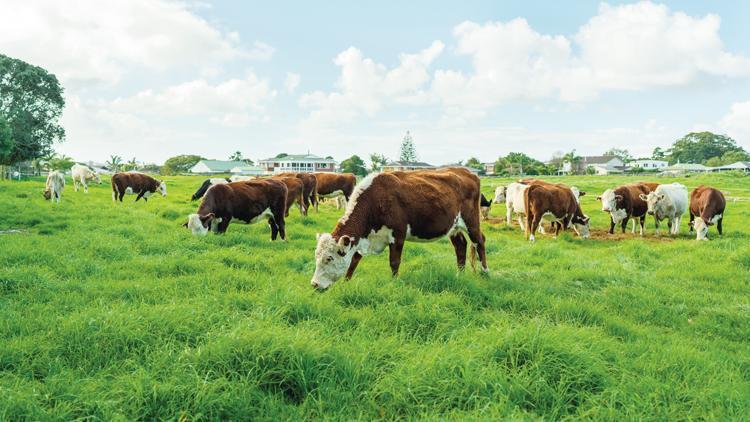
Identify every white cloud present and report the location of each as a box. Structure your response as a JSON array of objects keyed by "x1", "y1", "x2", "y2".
[
  {"x1": 285, "y1": 72, "x2": 301, "y2": 93},
  {"x1": 719, "y1": 101, "x2": 750, "y2": 146},
  {"x1": 0, "y1": 0, "x2": 270, "y2": 86}
]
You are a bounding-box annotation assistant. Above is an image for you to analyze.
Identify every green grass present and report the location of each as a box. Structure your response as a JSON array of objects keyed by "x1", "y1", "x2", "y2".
[{"x1": 1, "y1": 173, "x2": 749, "y2": 419}]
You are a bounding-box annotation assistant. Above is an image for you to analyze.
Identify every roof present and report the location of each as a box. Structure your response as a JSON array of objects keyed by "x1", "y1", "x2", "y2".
[
  {"x1": 194, "y1": 160, "x2": 248, "y2": 172},
  {"x1": 230, "y1": 165, "x2": 264, "y2": 171},
  {"x1": 580, "y1": 155, "x2": 620, "y2": 164},
  {"x1": 385, "y1": 161, "x2": 435, "y2": 168},
  {"x1": 713, "y1": 161, "x2": 750, "y2": 170},
  {"x1": 663, "y1": 163, "x2": 709, "y2": 171},
  {"x1": 260, "y1": 154, "x2": 336, "y2": 163}
]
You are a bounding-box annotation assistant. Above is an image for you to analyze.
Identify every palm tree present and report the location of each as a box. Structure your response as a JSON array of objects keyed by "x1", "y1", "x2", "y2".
[
  {"x1": 562, "y1": 150, "x2": 582, "y2": 175},
  {"x1": 126, "y1": 157, "x2": 138, "y2": 171},
  {"x1": 107, "y1": 155, "x2": 122, "y2": 172}
]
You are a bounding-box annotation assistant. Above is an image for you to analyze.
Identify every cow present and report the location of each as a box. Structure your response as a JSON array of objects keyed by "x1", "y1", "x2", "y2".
[
  {"x1": 276, "y1": 172, "x2": 317, "y2": 215},
  {"x1": 43, "y1": 171, "x2": 65, "y2": 204},
  {"x1": 493, "y1": 186, "x2": 507, "y2": 205},
  {"x1": 596, "y1": 182, "x2": 657, "y2": 235},
  {"x1": 480, "y1": 193, "x2": 492, "y2": 220},
  {"x1": 313, "y1": 173, "x2": 356, "y2": 211},
  {"x1": 70, "y1": 164, "x2": 101, "y2": 193},
  {"x1": 524, "y1": 183, "x2": 590, "y2": 241},
  {"x1": 185, "y1": 179, "x2": 288, "y2": 240},
  {"x1": 270, "y1": 175, "x2": 306, "y2": 217},
  {"x1": 229, "y1": 175, "x2": 252, "y2": 182},
  {"x1": 111, "y1": 172, "x2": 166, "y2": 202},
  {"x1": 506, "y1": 180, "x2": 584, "y2": 231},
  {"x1": 639, "y1": 183, "x2": 688, "y2": 236},
  {"x1": 689, "y1": 185, "x2": 725, "y2": 241},
  {"x1": 191, "y1": 178, "x2": 231, "y2": 200},
  {"x1": 311, "y1": 167, "x2": 488, "y2": 290}
]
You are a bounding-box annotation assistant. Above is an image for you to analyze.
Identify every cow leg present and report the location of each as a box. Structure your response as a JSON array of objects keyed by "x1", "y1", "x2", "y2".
[
  {"x1": 621, "y1": 217, "x2": 628, "y2": 233},
  {"x1": 667, "y1": 219, "x2": 673, "y2": 235},
  {"x1": 118, "y1": 190, "x2": 125, "y2": 202},
  {"x1": 654, "y1": 219, "x2": 660, "y2": 236},
  {"x1": 73, "y1": 180, "x2": 78, "y2": 192},
  {"x1": 345, "y1": 252, "x2": 362, "y2": 280},
  {"x1": 689, "y1": 213, "x2": 695, "y2": 232},
  {"x1": 639, "y1": 216, "x2": 645, "y2": 236},
  {"x1": 631, "y1": 219, "x2": 636, "y2": 234},
  {"x1": 449, "y1": 233, "x2": 468, "y2": 270},
  {"x1": 467, "y1": 228, "x2": 488, "y2": 272},
  {"x1": 217, "y1": 217, "x2": 231, "y2": 234},
  {"x1": 553, "y1": 222, "x2": 561, "y2": 238},
  {"x1": 388, "y1": 237, "x2": 405, "y2": 276},
  {"x1": 675, "y1": 216, "x2": 681, "y2": 235},
  {"x1": 506, "y1": 203, "x2": 513, "y2": 226},
  {"x1": 83, "y1": 181, "x2": 88, "y2": 193},
  {"x1": 314, "y1": 195, "x2": 319, "y2": 213},
  {"x1": 608, "y1": 216, "x2": 615, "y2": 234},
  {"x1": 267, "y1": 218, "x2": 279, "y2": 241},
  {"x1": 135, "y1": 191, "x2": 144, "y2": 202},
  {"x1": 717, "y1": 217, "x2": 723, "y2": 235}
]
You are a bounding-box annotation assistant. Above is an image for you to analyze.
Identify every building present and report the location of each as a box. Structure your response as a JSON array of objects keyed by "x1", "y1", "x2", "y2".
[
  {"x1": 382, "y1": 161, "x2": 436, "y2": 172},
  {"x1": 258, "y1": 154, "x2": 336, "y2": 174},
  {"x1": 230, "y1": 165, "x2": 265, "y2": 175},
  {"x1": 562, "y1": 156, "x2": 624, "y2": 175},
  {"x1": 660, "y1": 163, "x2": 710, "y2": 174},
  {"x1": 483, "y1": 162, "x2": 495, "y2": 175},
  {"x1": 439, "y1": 164, "x2": 481, "y2": 175},
  {"x1": 630, "y1": 159, "x2": 668, "y2": 171},
  {"x1": 190, "y1": 160, "x2": 248, "y2": 174},
  {"x1": 710, "y1": 161, "x2": 750, "y2": 172}
]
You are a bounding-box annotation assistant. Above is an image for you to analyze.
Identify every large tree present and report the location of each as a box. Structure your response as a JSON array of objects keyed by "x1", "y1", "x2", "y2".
[
  {"x1": 0, "y1": 54, "x2": 65, "y2": 165},
  {"x1": 161, "y1": 154, "x2": 204, "y2": 175},
  {"x1": 369, "y1": 153, "x2": 388, "y2": 172},
  {"x1": 464, "y1": 157, "x2": 484, "y2": 173},
  {"x1": 340, "y1": 154, "x2": 368, "y2": 176},
  {"x1": 668, "y1": 132, "x2": 748, "y2": 164},
  {"x1": 399, "y1": 131, "x2": 418, "y2": 162},
  {"x1": 0, "y1": 115, "x2": 12, "y2": 163}
]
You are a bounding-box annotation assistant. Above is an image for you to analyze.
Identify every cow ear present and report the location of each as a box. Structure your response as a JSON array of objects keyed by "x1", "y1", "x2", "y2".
[
  {"x1": 615, "y1": 195, "x2": 623, "y2": 201},
  {"x1": 338, "y1": 235, "x2": 352, "y2": 248},
  {"x1": 182, "y1": 221, "x2": 188, "y2": 228},
  {"x1": 639, "y1": 194, "x2": 647, "y2": 201},
  {"x1": 596, "y1": 196, "x2": 602, "y2": 201},
  {"x1": 578, "y1": 191, "x2": 586, "y2": 197},
  {"x1": 199, "y1": 213, "x2": 215, "y2": 225},
  {"x1": 658, "y1": 194, "x2": 665, "y2": 200}
]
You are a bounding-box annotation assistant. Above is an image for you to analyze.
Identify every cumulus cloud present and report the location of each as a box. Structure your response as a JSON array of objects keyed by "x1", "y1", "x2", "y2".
[
  {"x1": 719, "y1": 101, "x2": 750, "y2": 146},
  {"x1": 285, "y1": 72, "x2": 301, "y2": 93},
  {"x1": 0, "y1": 0, "x2": 270, "y2": 86}
]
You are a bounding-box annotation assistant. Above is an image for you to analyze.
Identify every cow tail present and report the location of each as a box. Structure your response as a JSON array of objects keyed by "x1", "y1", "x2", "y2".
[{"x1": 523, "y1": 185, "x2": 533, "y2": 238}]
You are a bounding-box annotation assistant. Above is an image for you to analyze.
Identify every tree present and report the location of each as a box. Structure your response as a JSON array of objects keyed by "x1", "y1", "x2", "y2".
[
  {"x1": 651, "y1": 147, "x2": 666, "y2": 160},
  {"x1": 340, "y1": 155, "x2": 368, "y2": 176},
  {"x1": 369, "y1": 153, "x2": 388, "y2": 172},
  {"x1": 47, "y1": 154, "x2": 74, "y2": 171},
  {"x1": 275, "y1": 153, "x2": 288, "y2": 159},
  {"x1": 465, "y1": 157, "x2": 483, "y2": 170},
  {"x1": 603, "y1": 148, "x2": 632, "y2": 163},
  {"x1": 399, "y1": 131, "x2": 418, "y2": 162},
  {"x1": 161, "y1": 154, "x2": 203, "y2": 175},
  {"x1": 229, "y1": 151, "x2": 243, "y2": 161},
  {"x1": 563, "y1": 150, "x2": 582, "y2": 174},
  {"x1": 107, "y1": 155, "x2": 123, "y2": 172},
  {"x1": 122, "y1": 157, "x2": 139, "y2": 171},
  {"x1": 0, "y1": 54, "x2": 65, "y2": 165},
  {"x1": 668, "y1": 132, "x2": 748, "y2": 164}
]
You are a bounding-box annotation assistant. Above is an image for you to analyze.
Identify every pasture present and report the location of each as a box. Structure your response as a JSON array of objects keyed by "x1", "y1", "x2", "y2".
[{"x1": 1, "y1": 173, "x2": 749, "y2": 419}]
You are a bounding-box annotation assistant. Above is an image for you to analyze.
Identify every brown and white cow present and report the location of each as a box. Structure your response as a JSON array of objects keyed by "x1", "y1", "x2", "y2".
[
  {"x1": 311, "y1": 167, "x2": 488, "y2": 290},
  {"x1": 313, "y1": 173, "x2": 356, "y2": 211},
  {"x1": 524, "y1": 184, "x2": 590, "y2": 241},
  {"x1": 191, "y1": 178, "x2": 231, "y2": 200},
  {"x1": 185, "y1": 179, "x2": 288, "y2": 240},
  {"x1": 111, "y1": 172, "x2": 166, "y2": 202},
  {"x1": 689, "y1": 185, "x2": 725, "y2": 241},
  {"x1": 276, "y1": 172, "x2": 317, "y2": 215},
  {"x1": 596, "y1": 182, "x2": 657, "y2": 235},
  {"x1": 270, "y1": 175, "x2": 306, "y2": 217}
]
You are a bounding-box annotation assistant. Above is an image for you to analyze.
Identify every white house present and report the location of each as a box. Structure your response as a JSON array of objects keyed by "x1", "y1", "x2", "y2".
[
  {"x1": 562, "y1": 156, "x2": 624, "y2": 175},
  {"x1": 630, "y1": 159, "x2": 668, "y2": 170},
  {"x1": 190, "y1": 160, "x2": 248, "y2": 174},
  {"x1": 258, "y1": 154, "x2": 336, "y2": 174},
  {"x1": 710, "y1": 161, "x2": 750, "y2": 172}
]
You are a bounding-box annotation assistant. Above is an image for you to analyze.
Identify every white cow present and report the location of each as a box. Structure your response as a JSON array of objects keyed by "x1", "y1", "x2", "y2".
[
  {"x1": 71, "y1": 164, "x2": 101, "y2": 193},
  {"x1": 229, "y1": 175, "x2": 253, "y2": 182},
  {"x1": 640, "y1": 183, "x2": 688, "y2": 236},
  {"x1": 44, "y1": 171, "x2": 65, "y2": 204}
]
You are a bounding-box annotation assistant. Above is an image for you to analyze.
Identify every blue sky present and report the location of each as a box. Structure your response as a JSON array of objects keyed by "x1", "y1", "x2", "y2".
[{"x1": 2, "y1": 1, "x2": 749, "y2": 165}]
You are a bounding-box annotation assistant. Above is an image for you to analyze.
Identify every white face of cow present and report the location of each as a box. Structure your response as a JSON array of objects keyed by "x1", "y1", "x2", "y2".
[
  {"x1": 158, "y1": 181, "x2": 167, "y2": 196},
  {"x1": 311, "y1": 233, "x2": 357, "y2": 290},
  {"x1": 640, "y1": 192, "x2": 665, "y2": 216},
  {"x1": 694, "y1": 217, "x2": 709, "y2": 241},
  {"x1": 93, "y1": 173, "x2": 102, "y2": 184},
  {"x1": 186, "y1": 213, "x2": 211, "y2": 236},
  {"x1": 493, "y1": 186, "x2": 506, "y2": 203},
  {"x1": 572, "y1": 215, "x2": 591, "y2": 239},
  {"x1": 598, "y1": 189, "x2": 617, "y2": 212}
]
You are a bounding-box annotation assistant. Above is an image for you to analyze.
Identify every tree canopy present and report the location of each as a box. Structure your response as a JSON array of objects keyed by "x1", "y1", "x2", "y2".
[
  {"x1": 494, "y1": 152, "x2": 554, "y2": 176},
  {"x1": 340, "y1": 155, "x2": 368, "y2": 176},
  {"x1": 668, "y1": 132, "x2": 748, "y2": 164},
  {"x1": 161, "y1": 154, "x2": 204, "y2": 175},
  {"x1": 603, "y1": 148, "x2": 632, "y2": 163},
  {"x1": 369, "y1": 153, "x2": 388, "y2": 172},
  {"x1": 0, "y1": 54, "x2": 65, "y2": 165}
]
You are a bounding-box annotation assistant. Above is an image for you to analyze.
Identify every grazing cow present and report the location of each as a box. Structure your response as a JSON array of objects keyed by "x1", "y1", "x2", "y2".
[
  {"x1": 639, "y1": 183, "x2": 688, "y2": 236},
  {"x1": 596, "y1": 183, "x2": 657, "y2": 235},
  {"x1": 276, "y1": 172, "x2": 317, "y2": 215},
  {"x1": 270, "y1": 175, "x2": 306, "y2": 217},
  {"x1": 311, "y1": 167, "x2": 488, "y2": 290},
  {"x1": 480, "y1": 193, "x2": 492, "y2": 220},
  {"x1": 191, "y1": 178, "x2": 231, "y2": 200},
  {"x1": 505, "y1": 180, "x2": 584, "y2": 231},
  {"x1": 111, "y1": 172, "x2": 166, "y2": 202},
  {"x1": 314, "y1": 173, "x2": 356, "y2": 211},
  {"x1": 689, "y1": 185, "x2": 725, "y2": 241},
  {"x1": 185, "y1": 179, "x2": 287, "y2": 239},
  {"x1": 70, "y1": 164, "x2": 101, "y2": 193},
  {"x1": 43, "y1": 171, "x2": 65, "y2": 204},
  {"x1": 524, "y1": 184, "x2": 590, "y2": 241}
]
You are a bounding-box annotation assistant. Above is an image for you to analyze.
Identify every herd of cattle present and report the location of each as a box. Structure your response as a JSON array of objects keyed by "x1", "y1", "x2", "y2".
[{"x1": 40, "y1": 164, "x2": 726, "y2": 290}]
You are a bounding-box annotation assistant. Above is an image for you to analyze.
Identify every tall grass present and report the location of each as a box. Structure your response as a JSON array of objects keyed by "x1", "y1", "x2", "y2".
[{"x1": 0, "y1": 173, "x2": 748, "y2": 419}]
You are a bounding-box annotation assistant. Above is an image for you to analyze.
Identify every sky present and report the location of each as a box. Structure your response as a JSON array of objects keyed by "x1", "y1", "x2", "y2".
[{"x1": 2, "y1": 0, "x2": 750, "y2": 165}]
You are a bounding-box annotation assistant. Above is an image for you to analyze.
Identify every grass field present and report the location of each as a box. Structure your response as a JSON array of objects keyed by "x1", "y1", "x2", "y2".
[{"x1": 1, "y1": 172, "x2": 749, "y2": 419}]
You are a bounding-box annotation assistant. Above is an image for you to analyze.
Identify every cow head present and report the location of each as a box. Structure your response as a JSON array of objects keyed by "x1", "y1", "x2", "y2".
[
  {"x1": 639, "y1": 192, "x2": 664, "y2": 215},
  {"x1": 93, "y1": 172, "x2": 102, "y2": 184},
  {"x1": 42, "y1": 189, "x2": 51, "y2": 200},
  {"x1": 493, "y1": 186, "x2": 507, "y2": 203},
  {"x1": 693, "y1": 217, "x2": 709, "y2": 241},
  {"x1": 572, "y1": 214, "x2": 591, "y2": 239},
  {"x1": 311, "y1": 233, "x2": 358, "y2": 290},
  {"x1": 158, "y1": 181, "x2": 167, "y2": 196},
  {"x1": 570, "y1": 187, "x2": 585, "y2": 203},
  {"x1": 185, "y1": 213, "x2": 217, "y2": 236},
  {"x1": 597, "y1": 189, "x2": 623, "y2": 213}
]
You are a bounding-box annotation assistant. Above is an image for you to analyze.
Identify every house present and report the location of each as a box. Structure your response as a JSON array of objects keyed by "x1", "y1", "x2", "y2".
[
  {"x1": 439, "y1": 164, "x2": 481, "y2": 175},
  {"x1": 562, "y1": 156, "x2": 624, "y2": 175},
  {"x1": 482, "y1": 162, "x2": 495, "y2": 175},
  {"x1": 258, "y1": 154, "x2": 336, "y2": 174},
  {"x1": 630, "y1": 159, "x2": 668, "y2": 171},
  {"x1": 382, "y1": 161, "x2": 436, "y2": 172},
  {"x1": 190, "y1": 160, "x2": 248, "y2": 174},
  {"x1": 660, "y1": 163, "x2": 710, "y2": 174},
  {"x1": 230, "y1": 165, "x2": 265, "y2": 175},
  {"x1": 710, "y1": 161, "x2": 750, "y2": 172}
]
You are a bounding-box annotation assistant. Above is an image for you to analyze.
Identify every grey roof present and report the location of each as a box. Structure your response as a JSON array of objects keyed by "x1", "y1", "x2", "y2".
[
  {"x1": 260, "y1": 154, "x2": 336, "y2": 163},
  {"x1": 713, "y1": 161, "x2": 750, "y2": 170},
  {"x1": 386, "y1": 161, "x2": 435, "y2": 168},
  {"x1": 581, "y1": 155, "x2": 620, "y2": 164},
  {"x1": 194, "y1": 160, "x2": 248, "y2": 172},
  {"x1": 663, "y1": 163, "x2": 709, "y2": 171}
]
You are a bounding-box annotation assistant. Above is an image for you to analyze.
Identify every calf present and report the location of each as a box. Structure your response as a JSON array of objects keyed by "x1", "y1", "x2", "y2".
[
  {"x1": 480, "y1": 193, "x2": 492, "y2": 220},
  {"x1": 70, "y1": 164, "x2": 101, "y2": 193},
  {"x1": 191, "y1": 178, "x2": 230, "y2": 200},
  {"x1": 524, "y1": 184, "x2": 590, "y2": 241},
  {"x1": 311, "y1": 167, "x2": 488, "y2": 290},
  {"x1": 185, "y1": 179, "x2": 287, "y2": 240},
  {"x1": 111, "y1": 172, "x2": 166, "y2": 202},
  {"x1": 277, "y1": 172, "x2": 317, "y2": 215},
  {"x1": 506, "y1": 180, "x2": 583, "y2": 232},
  {"x1": 597, "y1": 183, "x2": 656, "y2": 235},
  {"x1": 43, "y1": 171, "x2": 65, "y2": 204},
  {"x1": 270, "y1": 175, "x2": 306, "y2": 217},
  {"x1": 314, "y1": 173, "x2": 356, "y2": 211},
  {"x1": 639, "y1": 183, "x2": 688, "y2": 235},
  {"x1": 689, "y1": 185, "x2": 725, "y2": 241}
]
